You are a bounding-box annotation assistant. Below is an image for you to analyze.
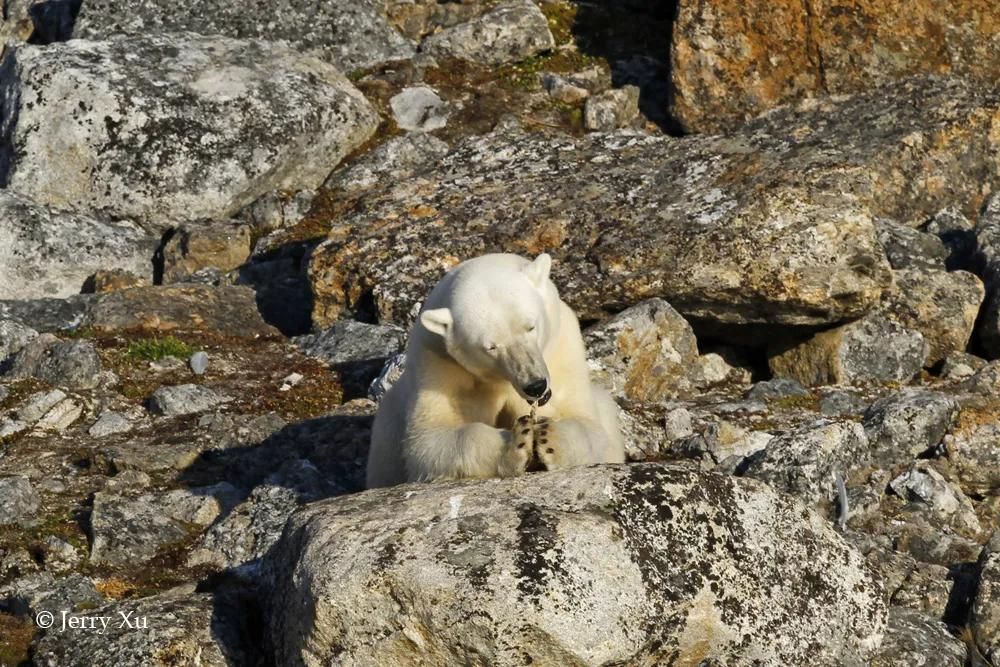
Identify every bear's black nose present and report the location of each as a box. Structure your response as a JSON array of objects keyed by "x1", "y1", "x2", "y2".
[{"x1": 524, "y1": 378, "x2": 548, "y2": 400}]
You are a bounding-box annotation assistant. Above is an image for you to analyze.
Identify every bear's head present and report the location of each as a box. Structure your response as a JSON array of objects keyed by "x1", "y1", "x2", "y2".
[{"x1": 419, "y1": 253, "x2": 559, "y2": 405}]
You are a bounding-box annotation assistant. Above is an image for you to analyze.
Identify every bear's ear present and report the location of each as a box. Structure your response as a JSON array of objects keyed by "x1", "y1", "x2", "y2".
[
  {"x1": 524, "y1": 253, "x2": 552, "y2": 288},
  {"x1": 420, "y1": 308, "x2": 452, "y2": 337}
]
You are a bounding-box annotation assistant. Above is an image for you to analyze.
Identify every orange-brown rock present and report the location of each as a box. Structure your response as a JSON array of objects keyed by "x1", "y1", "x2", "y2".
[
  {"x1": 83, "y1": 285, "x2": 279, "y2": 339},
  {"x1": 671, "y1": 0, "x2": 1000, "y2": 133}
]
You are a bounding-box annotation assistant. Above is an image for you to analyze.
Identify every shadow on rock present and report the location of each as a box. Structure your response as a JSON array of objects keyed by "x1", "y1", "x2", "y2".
[
  {"x1": 569, "y1": 0, "x2": 681, "y2": 133},
  {"x1": 236, "y1": 238, "x2": 320, "y2": 337}
]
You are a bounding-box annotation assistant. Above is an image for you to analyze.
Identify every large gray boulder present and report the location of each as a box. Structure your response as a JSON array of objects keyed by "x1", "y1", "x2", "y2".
[
  {"x1": 863, "y1": 389, "x2": 956, "y2": 467},
  {"x1": 0, "y1": 34, "x2": 378, "y2": 224},
  {"x1": 267, "y1": 464, "x2": 886, "y2": 666},
  {"x1": 739, "y1": 419, "x2": 869, "y2": 506},
  {"x1": 33, "y1": 0, "x2": 415, "y2": 72},
  {"x1": 309, "y1": 77, "x2": 1000, "y2": 333},
  {"x1": 0, "y1": 192, "x2": 159, "y2": 299},
  {"x1": 877, "y1": 268, "x2": 984, "y2": 366},
  {"x1": 3, "y1": 335, "x2": 102, "y2": 390},
  {"x1": 768, "y1": 313, "x2": 928, "y2": 386}
]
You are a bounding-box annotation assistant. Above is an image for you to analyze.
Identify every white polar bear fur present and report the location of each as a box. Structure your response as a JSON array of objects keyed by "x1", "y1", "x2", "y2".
[{"x1": 366, "y1": 253, "x2": 625, "y2": 488}]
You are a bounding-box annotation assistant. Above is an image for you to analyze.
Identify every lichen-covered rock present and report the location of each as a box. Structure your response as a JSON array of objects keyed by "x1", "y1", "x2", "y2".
[
  {"x1": 974, "y1": 534, "x2": 1000, "y2": 661},
  {"x1": 876, "y1": 269, "x2": 984, "y2": 366},
  {"x1": 746, "y1": 378, "x2": 810, "y2": 402},
  {"x1": 940, "y1": 351, "x2": 987, "y2": 380},
  {"x1": 0, "y1": 476, "x2": 39, "y2": 526},
  {"x1": 976, "y1": 193, "x2": 1000, "y2": 357},
  {"x1": 0, "y1": 34, "x2": 378, "y2": 224},
  {"x1": 739, "y1": 419, "x2": 869, "y2": 506},
  {"x1": 0, "y1": 572, "x2": 101, "y2": 619},
  {"x1": 769, "y1": 314, "x2": 928, "y2": 386},
  {"x1": 876, "y1": 219, "x2": 948, "y2": 271},
  {"x1": 308, "y1": 77, "x2": 1000, "y2": 333},
  {"x1": 584, "y1": 299, "x2": 748, "y2": 403},
  {"x1": 147, "y1": 384, "x2": 233, "y2": 417},
  {"x1": 187, "y1": 459, "x2": 334, "y2": 573},
  {"x1": 870, "y1": 607, "x2": 967, "y2": 667},
  {"x1": 670, "y1": 0, "x2": 1000, "y2": 133},
  {"x1": 863, "y1": 389, "x2": 956, "y2": 466},
  {"x1": 0, "y1": 295, "x2": 94, "y2": 333},
  {"x1": 0, "y1": 192, "x2": 159, "y2": 299},
  {"x1": 83, "y1": 284, "x2": 279, "y2": 339},
  {"x1": 295, "y1": 321, "x2": 405, "y2": 367},
  {"x1": 35, "y1": 0, "x2": 415, "y2": 72},
  {"x1": 944, "y1": 402, "x2": 1000, "y2": 496},
  {"x1": 89, "y1": 483, "x2": 239, "y2": 566},
  {"x1": 421, "y1": 0, "x2": 554, "y2": 66},
  {"x1": 0, "y1": 318, "x2": 36, "y2": 361},
  {"x1": 323, "y1": 133, "x2": 449, "y2": 196},
  {"x1": 267, "y1": 464, "x2": 885, "y2": 665},
  {"x1": 3, "y1": 335, "x2": 102, "y2": 390},
  {"x1": 87, "y1": 269, "x2": 150, "y2": 294},
  {"x1": 888, "y1": 462, "x2": 981, "y2": 536},
  {"x1": 583, "y1": 85, "x2": 640, "y2": 131},
  {"x1": 239, "y1": 189, "x2": 316, "y2": 235},
  {"x1": 33, "y1": 585, "x2": 251, "y2": 667},
  {"x1": 161, "y1": 221, "x2": 252, "y2": 284}
]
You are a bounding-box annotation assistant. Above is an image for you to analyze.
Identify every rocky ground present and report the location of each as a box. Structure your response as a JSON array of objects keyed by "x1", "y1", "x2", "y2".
[{"x1": 0, "y1": 1, "x2": 999, "y2": 665}]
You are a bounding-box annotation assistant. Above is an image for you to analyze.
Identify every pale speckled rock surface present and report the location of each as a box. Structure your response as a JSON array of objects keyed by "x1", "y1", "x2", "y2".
[
  {"x1": 0, "y1": 192, "x2": 159, "y2": 300},
  {"x1": 421, "y1": 0, "x2": 555, "y2": 66},
  {"x1": 267, "y1": 463, "x2": 886, "y2": 666},
  {"x1": 323, "y1": 132, "x2": 449, "y2": 196},
  {"x1": 863, "y1": 389, "x2": 956, "y2": 467},
  {"x1": 309, "y1": 77, "x2": 1000, "y2": 333},
  {"x1": 34, "y1": 0, "x2": 415, "y2": 72},
  {"x1": 739, "y1": 419, "x2": 869, "y2": 506},
  {"x1": 0, "y1": 34, "x2": 378, "y2": 224},
  {"x1": 32, "y1": 585, "x2": 251, "y2": 667},
  {"x1": 876, "y1": 269, "x2": 984, "y2": 366},
  {"x1": 768, "y1": 314, "x2": 928, "y2": 386},
  {"x1": 670, "y1": 0, "x2": 1000, "y2": 133},
  {"x1": 870, "y1": 607, "x2": 967, "y2": 667}
]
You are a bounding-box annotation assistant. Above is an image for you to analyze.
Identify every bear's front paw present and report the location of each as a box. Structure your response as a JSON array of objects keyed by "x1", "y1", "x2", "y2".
[
  {"x1": 534, "y1": 417, "x2": 590, "y2": 470},
  {"x1": 497, "y1": 416, "x2": 534, "y2": 477},
  {"x1": 532, "y1": 416, "x2": 562, "y2": 470}
]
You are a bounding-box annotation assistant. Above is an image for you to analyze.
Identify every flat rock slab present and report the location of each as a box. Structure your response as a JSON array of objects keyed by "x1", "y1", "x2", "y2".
[
  {"x1": 670, "y1": 0, "x2": 1000, "y2": 133},
  {"x1": 39, "y1": 0, "x2": 414, "y2": 72},
  {"x1": 147, "y1": 384, "x2": 233, "y2": 417},
  {"x1": 308, "y1": 77, "x2": 1000, "y2": 333},
  {"x1": 0, "y1": 192, "x2": 159, "y2": 300},
  {"x1": 267, "y1": 463, "x2": 886, "y2": 666},
  {"x1": 83, "y1": 284, "x2": 279, "y2": 339},
  {"x1": 0, "y1": 33, "x2": 378, "y2": 224}
]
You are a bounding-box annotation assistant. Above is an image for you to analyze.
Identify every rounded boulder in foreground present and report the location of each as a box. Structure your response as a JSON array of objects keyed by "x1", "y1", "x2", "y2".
[{"x1": 266, "y1": 463, "x2": 886, "y2": 666}]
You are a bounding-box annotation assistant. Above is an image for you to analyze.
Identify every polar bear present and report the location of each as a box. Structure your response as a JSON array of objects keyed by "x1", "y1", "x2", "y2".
[{"x1": 366, "y1": 253, "x2": 624, "y2": 488}]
